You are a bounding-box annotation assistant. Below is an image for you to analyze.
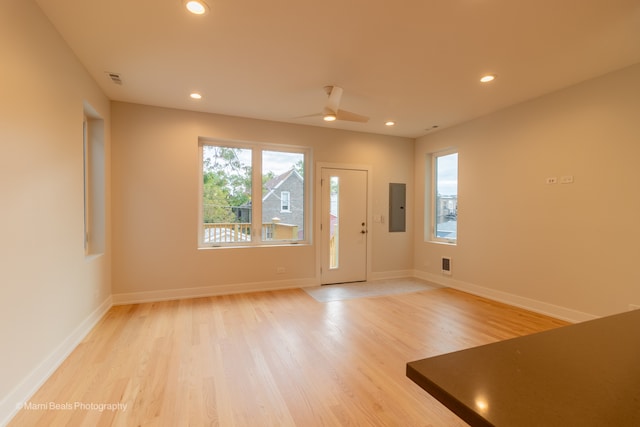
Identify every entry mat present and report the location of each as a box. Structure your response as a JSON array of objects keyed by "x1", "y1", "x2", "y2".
[{"x1": 303, "y1": 278, "x2": 442, "y2": 302}]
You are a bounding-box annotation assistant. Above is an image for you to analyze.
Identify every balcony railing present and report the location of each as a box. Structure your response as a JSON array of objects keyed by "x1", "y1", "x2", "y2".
[{"x1": 203, "y1": 222, "x2": 299, "y2": 243}]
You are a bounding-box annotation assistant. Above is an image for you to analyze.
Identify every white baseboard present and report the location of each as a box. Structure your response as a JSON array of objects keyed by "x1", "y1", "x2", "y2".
[
  {"x1": 414, "y1": 270, "x2": 597, "y2": 323},
  {"x1": 1, "y1": 296, "x2": 113, "y2": 427},
  {"x1": 112, "y1": 278, "x2": 319, "y2": 305},
  {"x1": 133, "y1": 270, "x2": 595, "y2": 325}
]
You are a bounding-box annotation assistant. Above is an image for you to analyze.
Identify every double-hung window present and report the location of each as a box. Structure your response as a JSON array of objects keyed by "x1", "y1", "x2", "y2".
[
  {"x1": 199, "y1": 139, "x2": 309, "y2": 247},
  {"x1": 280, "y1": 191, "x2": 291, "y2": 212},
  {"x1": 430, "y1": 150, "x2": 458, "y2": 244}
]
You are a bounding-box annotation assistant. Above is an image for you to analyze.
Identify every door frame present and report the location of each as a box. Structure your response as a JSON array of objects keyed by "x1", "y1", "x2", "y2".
[{"x1": 315, "y1": 162, "x2": 373, "y2": 284}]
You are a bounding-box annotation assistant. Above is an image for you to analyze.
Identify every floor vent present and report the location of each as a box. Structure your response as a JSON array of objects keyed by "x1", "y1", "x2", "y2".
[{"x1": 442, "y1": 257, "x2": 451, "y2": 275}]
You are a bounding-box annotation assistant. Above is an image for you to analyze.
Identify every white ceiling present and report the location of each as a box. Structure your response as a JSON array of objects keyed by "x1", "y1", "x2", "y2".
[{"x1": 36, "y1": 0, "x2": 640, "y2": 138}]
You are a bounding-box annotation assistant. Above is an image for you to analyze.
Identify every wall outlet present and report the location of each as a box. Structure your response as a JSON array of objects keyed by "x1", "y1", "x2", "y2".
[{"x1": 545, "y1": 177, "x2": 557, "y2": 184}]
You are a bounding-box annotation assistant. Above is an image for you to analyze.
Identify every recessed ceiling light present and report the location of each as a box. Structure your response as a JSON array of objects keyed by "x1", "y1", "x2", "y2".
[
  {"x1": 480, "y1": 74, "x2": 496, "y2": 83},
  {"x1": 185, "y1": 0, "x2": 209, "y2": 15},
  {"x1": 385, "y1": 121, "x2": 396, "y2": 126},
  {"x1": 323, "y1": 113, "x2": 337, "y2": 122},
  {"x1": 190, "y1": 92, "x2": 202, "y2": 100}
]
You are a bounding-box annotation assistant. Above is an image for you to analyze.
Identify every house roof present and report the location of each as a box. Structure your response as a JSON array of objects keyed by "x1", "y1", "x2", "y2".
[
  {"x1": 35, "y1": 0, "x2": 640, "y2": 138},
  {"x1": 264, "y1": 169, "x2": 300, "y2": 191},
  {"x1": 262, "y1": 169, "x2": 303, "y2": 202}
]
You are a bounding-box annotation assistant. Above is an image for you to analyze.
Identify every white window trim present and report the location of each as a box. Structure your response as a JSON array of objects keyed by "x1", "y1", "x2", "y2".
[
  {"x1": 198, "y1": 138, "x2": 311, "y2": 248},
  {"x1": 429, "y1": 149, "x2": 458, "y2": 245}
]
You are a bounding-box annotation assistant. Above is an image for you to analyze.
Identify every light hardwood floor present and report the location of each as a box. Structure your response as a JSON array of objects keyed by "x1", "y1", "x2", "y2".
[{"x1": 9, "y1": 284, "x2": 568, "y2": 426}]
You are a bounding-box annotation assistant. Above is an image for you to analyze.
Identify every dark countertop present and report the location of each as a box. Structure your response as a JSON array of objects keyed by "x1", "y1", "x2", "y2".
[{"x1": 407, "y1": 309, "x2": 640, "y2": 427}]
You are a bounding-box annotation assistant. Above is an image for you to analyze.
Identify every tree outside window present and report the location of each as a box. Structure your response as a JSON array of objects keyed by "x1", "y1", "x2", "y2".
[{"x1": 200, "y1": 142, "x2": 308, "y2": 246}]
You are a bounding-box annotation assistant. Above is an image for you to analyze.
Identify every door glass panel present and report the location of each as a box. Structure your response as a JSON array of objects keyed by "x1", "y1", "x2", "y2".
[{"x1": 330, "y1": 176, "x2": 339, "y2": 269}]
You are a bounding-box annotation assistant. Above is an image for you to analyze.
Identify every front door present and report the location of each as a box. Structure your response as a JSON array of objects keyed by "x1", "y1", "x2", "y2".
[{"x1": 320, "y1": 168, "x2": 368, "y2": 284}]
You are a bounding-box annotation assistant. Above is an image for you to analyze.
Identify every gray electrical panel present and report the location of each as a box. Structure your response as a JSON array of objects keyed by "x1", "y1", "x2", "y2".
[{"x1": 389, "y1": 183, "x2": 406, "y2": 232}]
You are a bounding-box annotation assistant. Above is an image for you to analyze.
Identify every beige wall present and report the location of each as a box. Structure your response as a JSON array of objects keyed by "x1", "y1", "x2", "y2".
[
  {"x1": 0, "y1": 0, "x2": 111, "y2": 420},
  {"x1": 111, "y1": 102, "x2": 414, "y2": 300},
  {"x1": 414, "y1": 63, "x2": 640, "y2": 319},
  {"x1": 4, "y1": 1, "x2": 638, "y2": 422}
]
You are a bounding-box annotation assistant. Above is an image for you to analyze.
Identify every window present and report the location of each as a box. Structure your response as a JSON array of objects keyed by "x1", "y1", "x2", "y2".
[
  {"x1": 83, "y1": 102, "x2": 106, "y2": 256},
  {"x1": 431, "y1": 150, "x2": 458, "y2": 244},
  {"x1": 201, "y1": 145, "x2": 252, "y2": 244},
  {"x1": 199, "y1": 140, "x2": 309, "y2": 247},
  {"x1": 329, "y1": 176, "x2": 339, "y2": 269},
  {"x1": 280, "y1": 191, "x2": 291, "y2": 212}
]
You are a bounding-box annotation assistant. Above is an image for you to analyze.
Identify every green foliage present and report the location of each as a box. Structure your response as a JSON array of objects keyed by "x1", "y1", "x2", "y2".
[
  {"x1": 202, "y1": 146, "x2": 251, "y2": 223},
  {"x1": 294, "y1": 159, "x2": 304, "y2": 177},
  {"x1": 262, "y1": 170, "x2": 276, "y2": 193}
]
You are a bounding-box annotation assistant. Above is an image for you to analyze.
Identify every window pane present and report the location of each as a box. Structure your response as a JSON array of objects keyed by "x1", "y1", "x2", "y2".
[
  {"x1": 329, "y1": 176, "x2": 339, "y2": 269},
  {"x1": 83, "y1": 119, "x2": 88, "y2": 252},
  {"x1": 262, "y1": 151, "x2": 305, "y2": 241},
  {"x1": 83, "y1": 107, "x2": 106, "y2": 256},
  {"x1": 434, "y1": 152, "x2": 458, "y2": 242},
  {"x1": 280, "y1": 191, "x2": 290, "y2": 212},
  {"x1": 202, "y1": 145, "x2": 252, "y2": 243}
]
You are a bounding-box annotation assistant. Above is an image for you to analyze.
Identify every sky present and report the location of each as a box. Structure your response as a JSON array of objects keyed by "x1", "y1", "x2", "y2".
[
  {"x1": 235, "y1": 149, "x2": 302, "y2": 175},
  {"x1": 263, "y1": 150, "x2": 303, "y2": 175},
  {"x1": 436, "y1": 152, "x2": 458, "y2": 196}
]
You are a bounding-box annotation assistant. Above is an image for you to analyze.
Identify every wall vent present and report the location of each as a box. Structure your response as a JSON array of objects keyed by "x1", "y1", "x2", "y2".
[
  {"x1": 105, "y1": 72, "x2": 122, "y2": 85},
  {"x1": 442, "y1": 257, "x2": 451, "y2": 275}
]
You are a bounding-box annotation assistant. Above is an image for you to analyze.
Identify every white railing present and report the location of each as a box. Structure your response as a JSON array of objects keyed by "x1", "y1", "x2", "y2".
[{"x1": 203, "y1": 222, "x2": 299, "y2": 243}]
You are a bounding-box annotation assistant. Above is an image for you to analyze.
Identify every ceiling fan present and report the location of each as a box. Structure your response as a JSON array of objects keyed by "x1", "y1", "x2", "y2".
[{"x1": 301, "y1": 85, "x2": 369, "y2": 123}]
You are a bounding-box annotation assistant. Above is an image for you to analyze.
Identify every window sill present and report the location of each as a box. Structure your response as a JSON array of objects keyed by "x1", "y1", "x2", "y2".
[
  {"x1": 198, "y1": 242, "x2": 310, "y2": 250},
  {"x1": 428, "y1": 240, "x2": 457, "y2": 246}
]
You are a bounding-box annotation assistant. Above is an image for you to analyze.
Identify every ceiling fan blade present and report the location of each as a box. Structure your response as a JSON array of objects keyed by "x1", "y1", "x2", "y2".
[
  {"x1": 325, "y1": 86, "x2": 343, "y2": 114},
  {"x1": 293, "y1": 86, "x2": 367, "y2": 123},
  {"x1": 336, "y1": 109, "x2": 369, "y2": 123},
  {"x1": 292, "y1": 112, "x2": 323, "y2": 119}
]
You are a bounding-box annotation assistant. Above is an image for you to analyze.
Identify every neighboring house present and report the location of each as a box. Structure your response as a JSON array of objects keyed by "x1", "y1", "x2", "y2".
[
  {"x1": 232, "y1": 203, "x2": 251, "y2": 224},
  {"x1": 262, "y1": 169, "x2": 304, "y2": 239},
  {"x1": 436, "y1": 195, "x2": 457, "y2": 220}
]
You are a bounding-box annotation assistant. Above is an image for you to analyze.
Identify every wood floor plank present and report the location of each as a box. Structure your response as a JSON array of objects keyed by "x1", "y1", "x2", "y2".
[{"x1": 9, "y1": 284, "x2": 568, "y2": 426}]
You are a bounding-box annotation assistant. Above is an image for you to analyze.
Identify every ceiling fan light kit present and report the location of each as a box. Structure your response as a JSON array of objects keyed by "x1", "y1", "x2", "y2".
[
  {"x1": 319, "y1": 85, "x2": 369, "y2": 123},
  {"x1": 294, "y1": 85, "x2": 370, "y2": 124}
]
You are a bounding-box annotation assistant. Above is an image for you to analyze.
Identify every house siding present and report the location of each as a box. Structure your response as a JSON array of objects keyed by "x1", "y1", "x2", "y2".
[{"x1": 263, "y1": 171, "x2": 304, "y2": 236}]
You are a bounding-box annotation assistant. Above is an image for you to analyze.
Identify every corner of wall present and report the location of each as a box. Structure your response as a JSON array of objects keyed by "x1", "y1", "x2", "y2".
[
  {"x1": 413, "y1": 270, "x2": 597, "y2": 323},
  {"x1": 1, "y1": 297, "x2": 113, "y2": 426}
]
